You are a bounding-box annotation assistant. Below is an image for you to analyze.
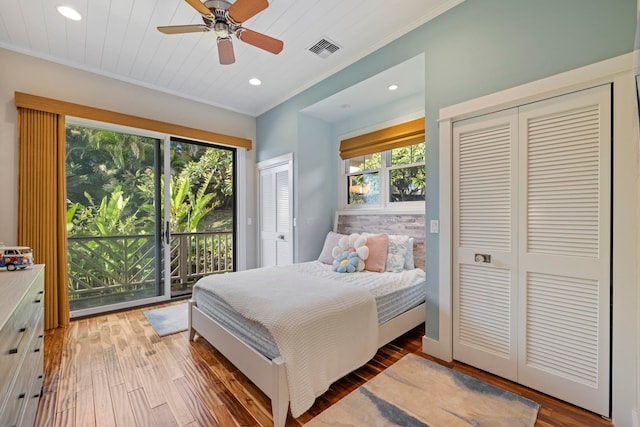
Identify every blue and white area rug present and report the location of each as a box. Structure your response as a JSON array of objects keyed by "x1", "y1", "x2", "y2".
[
  {"x1": 306, "y1": 353, "x2": 539, "y2": 427},
  {"x1": 143, "y1": 303, "x2": 188, "y2": 337}
]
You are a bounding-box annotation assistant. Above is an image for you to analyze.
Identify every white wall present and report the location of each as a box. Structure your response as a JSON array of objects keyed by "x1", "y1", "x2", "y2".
[{"x1": 0, "y1": 48, "x2": 257, "y2": 268}]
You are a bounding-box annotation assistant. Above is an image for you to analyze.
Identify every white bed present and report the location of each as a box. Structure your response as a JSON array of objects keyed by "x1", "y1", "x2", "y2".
[{"x1": 188, "y1": 212, "x2": 426, "y2": 426}]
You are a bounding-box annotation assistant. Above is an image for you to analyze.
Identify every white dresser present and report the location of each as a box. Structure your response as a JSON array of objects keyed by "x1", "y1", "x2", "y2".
[{"x1": 0, "y1": 265, "x2": 45, "y2": 427}]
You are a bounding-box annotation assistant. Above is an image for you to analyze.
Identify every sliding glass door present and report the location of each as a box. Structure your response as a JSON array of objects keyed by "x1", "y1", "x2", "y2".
[
  {"x1": 66, "y1": 122, "x2": 236, "y2": 316},
  {"x1": 165, "y1": 137, "x2": 236, "y2": 297},
  {"x1": 66, "y1": 123, "x2": 166, "y2": 314}
]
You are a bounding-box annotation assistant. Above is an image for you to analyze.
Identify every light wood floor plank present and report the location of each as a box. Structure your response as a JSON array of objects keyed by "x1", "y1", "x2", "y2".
[
  {"x1": 110, "y1": 383, "x2": 137, "y2": 427},
  {"x1": 75, "y1": 389, "x2": 96, "y2": 427},
  {"x1": 150, "y1": 403, "x2": 180, "y2": 427},
  {"x1": 160, "y1": 378, "x2": 196, "y2": 426},
  {"x1": 53, "y1": 408, "x2": 75, "y2": 427},
  {"x1": 103, "y1": 345, "x2": 125, "y2": 388},
  {"x1": 35, "y1": 301, "x2": 614, "y2": 427},
  {"x1": 127, "y1": 388, "x2": 154, "y2": 427},
  {"x1": 173, "y1": 376, "x2": 222, "y2": 427},
  {"x1": 91, "y1": 351, "x2": 117, "y2": 427}
]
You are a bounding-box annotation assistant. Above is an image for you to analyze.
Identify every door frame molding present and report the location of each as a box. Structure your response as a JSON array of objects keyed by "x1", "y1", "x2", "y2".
[
  {"x1": 256, "y1": 152, "x2": 294, "y2": 266},
  {"x1": 426, "y1": 52, "x2": 637, "y2": 425}
]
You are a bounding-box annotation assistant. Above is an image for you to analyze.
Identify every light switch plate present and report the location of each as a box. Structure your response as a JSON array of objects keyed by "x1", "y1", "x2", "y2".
[{"x1": 430, "y1": 220, "x2": 439, "y2": 233}]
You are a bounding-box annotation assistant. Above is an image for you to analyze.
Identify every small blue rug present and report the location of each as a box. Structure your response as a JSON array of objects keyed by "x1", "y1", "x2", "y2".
[{"x1": 143, "y1": 303, "x2": 188, "y2": 337}]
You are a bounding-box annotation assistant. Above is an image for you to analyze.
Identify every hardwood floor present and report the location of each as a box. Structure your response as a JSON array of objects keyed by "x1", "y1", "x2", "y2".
[{"x1": 35, "y1": 302, "x2": 612, "y2": 427}]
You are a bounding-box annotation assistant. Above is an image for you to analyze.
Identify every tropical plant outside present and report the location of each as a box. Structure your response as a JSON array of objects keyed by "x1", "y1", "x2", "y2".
[
  {"x1": 347, "y1": 144, "x2": 425, "y2": 204},
  {"x1": 65, "y1": 125, "x2": 235, "y2": 310}
]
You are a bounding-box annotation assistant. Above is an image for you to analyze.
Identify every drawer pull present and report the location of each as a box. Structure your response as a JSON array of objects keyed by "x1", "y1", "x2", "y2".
[
  {"x1": 8, "y1": 327, "x2": 27, "y2": 354},
  {"x1": 18, "y1": 393, "x2": 26, "y2": 399},
  {"x1": 34, "y1": 298, "x2": 42, "y2": 303},
  {"x1": 34, "y1": 348, "x2": 40, "y2": 353},
  {"x1": 38, "y1": 375, "x2": 43, "y2": 379},
  {"x1": 32, "y1": 393, "x2": 41, "y2": 398}
]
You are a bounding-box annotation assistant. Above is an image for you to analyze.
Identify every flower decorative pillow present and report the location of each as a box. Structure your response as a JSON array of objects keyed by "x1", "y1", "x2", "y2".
[{"x1": 331, "y1": 233, "x2": 369, "y2": 273}]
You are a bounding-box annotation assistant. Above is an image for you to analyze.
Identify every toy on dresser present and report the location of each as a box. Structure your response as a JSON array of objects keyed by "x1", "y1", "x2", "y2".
[{"x1": 0, "y1": 246, "x2": 34, "y2": 271}]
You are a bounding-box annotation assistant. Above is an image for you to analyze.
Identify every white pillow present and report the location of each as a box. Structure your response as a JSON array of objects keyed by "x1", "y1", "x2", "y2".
[
  {"x1": 363, "y1": 232, "x2": 414, "y2": 272},
  {"x1": 317, "y1": 232, "x2": 346, "y2": 264},
  {"x1": 405, "y1": 237, "x2": 415, "y2": 270}
]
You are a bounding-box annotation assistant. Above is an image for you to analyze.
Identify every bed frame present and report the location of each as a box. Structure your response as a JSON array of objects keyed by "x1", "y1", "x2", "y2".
[{"x1": 188, "y1": 212, "x2": 426, "y2": 427}]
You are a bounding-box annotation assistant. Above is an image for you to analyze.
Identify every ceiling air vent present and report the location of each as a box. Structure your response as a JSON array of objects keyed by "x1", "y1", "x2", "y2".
[{"x1": 308, "y1": 38, "x2": 341, "y2": 59}]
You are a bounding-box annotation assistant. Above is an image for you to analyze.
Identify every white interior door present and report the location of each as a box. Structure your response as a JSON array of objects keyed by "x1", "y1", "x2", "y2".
[
  {"x1": 258, "y1": 154, "x2": 293, "y2": 267},
  {"x1": 453, "y1": 109, "x2": 519, "y2": 382},
  {"x1": 516, "y1": 85, "x2": 611, "y2": 415}
]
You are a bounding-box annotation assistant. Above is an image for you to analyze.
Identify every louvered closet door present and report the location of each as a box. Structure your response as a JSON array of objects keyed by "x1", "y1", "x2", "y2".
[
  {"x1": 259, "y1": 162, "x2": 293, "y2": 267},
  {"x1": 517, "y1": 85, "x2": 611, "y2": 415},
  {"x1": 453, "y1": 109, "x2": 519, "y2": 381}
]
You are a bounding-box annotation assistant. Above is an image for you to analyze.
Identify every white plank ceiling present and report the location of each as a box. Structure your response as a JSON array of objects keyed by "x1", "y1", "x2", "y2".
[{"x1": 0, "y1": 0, "x2": 460, "y2": 116}]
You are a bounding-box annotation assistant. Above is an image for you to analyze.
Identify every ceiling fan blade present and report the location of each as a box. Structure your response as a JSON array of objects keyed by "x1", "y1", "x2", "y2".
[
  {"x1": 236, "y1": 28, "x2": 283, "y2": 54},
  {"x1": 157, "y1": 24, "x2": 210, "y2": 34},
  {"x1": 217, "y1": 38, "x2": 236, "y2": 65},
  {"x1": 227, "y1": 0, "x2": 268, "y2": 23},
  {"x1": 184, "y1": 0, "x2": 213, "y2": 17}
]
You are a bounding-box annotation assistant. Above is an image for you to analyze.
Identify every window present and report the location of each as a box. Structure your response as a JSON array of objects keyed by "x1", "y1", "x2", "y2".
[
  {"x1": 346, "y1": 153, "x2": 381, "y2": 205},
  {"x1": 339, "y1": 117, "x2": 425, "y2": 209},
  {"x1": 344, "y1": 142, "x2": 425, "y2": 207},
  {"x1": 389, "y1": 143, "x2": 425, "y2": 202}
]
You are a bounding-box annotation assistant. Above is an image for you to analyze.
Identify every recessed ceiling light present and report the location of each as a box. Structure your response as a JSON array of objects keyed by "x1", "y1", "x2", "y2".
[
  {"x1": 249, "y1": 78, "x2": 262, "y2": 86},
  {"x1": 388, "y1": 84, "x2": 399, "y2": 91},
  {"x1": 57, "y1": 5, "x2": 82, "y2": 21},
  {"x1": 340, "y1": 104, "x2": 351, "y2": 109}
]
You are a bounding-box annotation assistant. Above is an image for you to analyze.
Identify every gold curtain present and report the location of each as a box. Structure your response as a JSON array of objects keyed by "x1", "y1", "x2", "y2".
[
  {"x1": 17, "y1": 108, "x2": 70, "y2": 329},
  {"x1": 339, "y1": 117, "x2": 425, "y2": 159}
]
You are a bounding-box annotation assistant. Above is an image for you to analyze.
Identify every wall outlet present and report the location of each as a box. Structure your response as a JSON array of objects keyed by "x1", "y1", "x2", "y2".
[{"x1": 430, "y1": 220, "x2": 439, "y2": 234}]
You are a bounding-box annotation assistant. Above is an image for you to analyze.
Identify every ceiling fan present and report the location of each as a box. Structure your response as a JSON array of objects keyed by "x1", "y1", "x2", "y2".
[{"x1": 157, "y1": 0, "x2": 283, "y2": 65}]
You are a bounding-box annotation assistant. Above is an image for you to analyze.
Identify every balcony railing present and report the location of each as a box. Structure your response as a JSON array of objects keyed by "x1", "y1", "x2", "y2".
[{"x1": 68, "y1": 231, "x2": 233, "y2": 311}]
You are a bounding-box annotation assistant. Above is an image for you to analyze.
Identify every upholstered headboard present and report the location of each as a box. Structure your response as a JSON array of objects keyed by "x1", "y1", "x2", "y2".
[{"x1": 334, "y1": 211, "x2": 426, "y2": 270}]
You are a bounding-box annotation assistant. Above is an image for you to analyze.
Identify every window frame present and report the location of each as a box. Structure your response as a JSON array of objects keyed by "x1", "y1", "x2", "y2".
[{"x1": 341, "y1": 143, "x2": 425, "y2": 211}]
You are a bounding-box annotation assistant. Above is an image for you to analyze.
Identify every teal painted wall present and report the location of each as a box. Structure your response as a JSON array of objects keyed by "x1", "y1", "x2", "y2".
[
  {"x1": 296, "y1": 114, "x2": 334, "y2": 262},
  {"x1": 256, "y1": 0, "x2": 636, "y2": 338}
]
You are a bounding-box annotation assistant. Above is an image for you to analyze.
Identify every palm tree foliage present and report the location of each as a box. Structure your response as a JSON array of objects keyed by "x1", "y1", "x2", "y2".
[{"x1": 66, "y1": 125, "x2": 234, "y2": 236}]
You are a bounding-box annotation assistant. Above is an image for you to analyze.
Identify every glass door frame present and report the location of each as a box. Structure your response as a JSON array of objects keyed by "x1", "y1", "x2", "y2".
[{"x1": 67, "y1": 118, "x2": 172, "y2": 318}]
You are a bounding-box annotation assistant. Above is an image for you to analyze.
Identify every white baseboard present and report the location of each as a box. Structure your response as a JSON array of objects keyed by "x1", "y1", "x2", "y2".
[
  {"x1": 632, "y1": 409, "x2": 639, "y2": 427},
  {"x1": 422, "y1": 335, "x2": 453, "y2": 362}
]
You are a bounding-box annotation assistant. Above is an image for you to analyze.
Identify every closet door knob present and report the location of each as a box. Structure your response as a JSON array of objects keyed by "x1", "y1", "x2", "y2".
[{"x1": 474, "y1": 253, "x2": 491, "y2": 263}]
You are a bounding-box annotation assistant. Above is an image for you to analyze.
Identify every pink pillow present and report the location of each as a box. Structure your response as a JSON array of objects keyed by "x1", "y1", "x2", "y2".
[
  {"x1": 318, "y1": 232, "x2": 346, "y2": 264},
  {"x1": 364, "y1": 234, "x2": 388, "y2": 272}
]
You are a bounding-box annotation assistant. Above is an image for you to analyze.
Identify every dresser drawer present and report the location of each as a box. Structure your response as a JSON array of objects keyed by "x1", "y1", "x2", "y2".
[
  {"x1": 0, "y1": 285, "x2": 43, "y2": 401},
  {"x1": 0, "y1": 328, "x2": 45, "y2": 427},
  {"x1": 17, "y1": 371, "x2": 44, "y2": 427}
]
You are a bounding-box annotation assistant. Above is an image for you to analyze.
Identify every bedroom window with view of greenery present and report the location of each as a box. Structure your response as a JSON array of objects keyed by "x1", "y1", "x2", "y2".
[
  {"x1": 345, "y1": 142, "x2": 425, "y2": 207},
  {"x1": 389, "y1": 143, "x2": 425, "y2": 202},
  {"x1": 346, "y1": 153, "x2": 381, "y2": 205}
]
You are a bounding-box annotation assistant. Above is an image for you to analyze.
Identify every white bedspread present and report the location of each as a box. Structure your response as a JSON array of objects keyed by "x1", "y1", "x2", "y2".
[{"x1": 194, "y1": 266, "x2": 378, "y2": 417}]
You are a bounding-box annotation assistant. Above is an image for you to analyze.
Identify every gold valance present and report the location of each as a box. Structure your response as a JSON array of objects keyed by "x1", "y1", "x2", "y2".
[
  {"x1": 339, "y1": 117, "x2": 424, "y2": 159},
  {"x1": 15, "y1": 92, "x2": 252, "y2": 150}
]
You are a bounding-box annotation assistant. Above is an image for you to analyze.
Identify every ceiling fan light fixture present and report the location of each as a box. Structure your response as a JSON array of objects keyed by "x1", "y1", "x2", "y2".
[
  {"x1": 57, "y1": 5, "x2": 82, "y2": 21},
  {"x1": 249, "y1": 78, "x2": 262, "y2": 86},
  {"x1": 213, "y1": 20, "x2": 229, "y2": 37}
]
